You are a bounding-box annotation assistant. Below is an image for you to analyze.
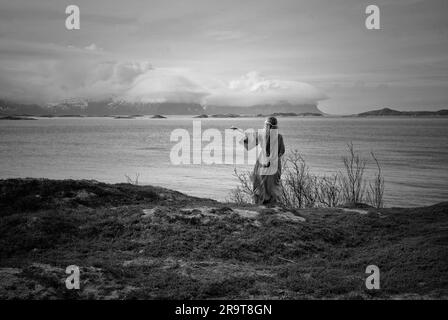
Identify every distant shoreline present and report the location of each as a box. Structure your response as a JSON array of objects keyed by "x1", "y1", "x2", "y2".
[
  {"x1": 2, "y1": 113, "x2": 448, "y2": 120},
  {"x1": 1, "y1": 99, "x2": 446, "y2": 119}
]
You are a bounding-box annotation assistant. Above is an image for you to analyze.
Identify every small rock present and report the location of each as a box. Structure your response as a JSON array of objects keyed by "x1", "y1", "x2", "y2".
[
  {"x1": 232, "y1": 209, "x2": 259, "y2": 219},
  {"x1": 341, "y1": 208, "x2": 369, "y2": 215},
  {"x1": 275, "y1": 211, "x2": 306, "y2": 223},
  {"x1": 142, "y1": 208, "x2": 157, "y2": 218},
  {"x1": 75, "y1": 190, "x2": 96, "y2": 200}
]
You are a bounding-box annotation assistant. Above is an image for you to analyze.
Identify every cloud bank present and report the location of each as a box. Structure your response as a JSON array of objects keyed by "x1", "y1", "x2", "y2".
[
  {"x1": 117, "y1": 68, "x2": 209, "y2": 104},
  {"x1": 206, "y1": 71, "x2": 327, "y2": 106},
  {"x1": 0, "y1": 41, "x2": 326, "y2": 106}
]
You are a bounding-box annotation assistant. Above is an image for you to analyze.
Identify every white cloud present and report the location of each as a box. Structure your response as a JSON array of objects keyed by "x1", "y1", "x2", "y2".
[
  {"x1": 0, "y1": 40, "x2": 325, "y2": 107},
  {"x1": 117, "y1": 68, "x2": 209, "y2": 103},
  {"x1": 0, "y1": 39, "x2": 156, "y2": 103},
  {"x1": 205, "y1": 71, "x2": 327, "y2": 107},
  {"x1": 117, "y1": 70, "x2": 327, "y2": 106},
  {"x1": 114, "y1": 61, "x2": 153, "y2": 84},
  {"x1": 84, "y1": 43, "x2": 102, "y2": 51}
]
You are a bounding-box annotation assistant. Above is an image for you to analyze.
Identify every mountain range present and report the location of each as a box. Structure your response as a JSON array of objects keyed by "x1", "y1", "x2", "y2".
[
  {"x1": 0, "y1": 98, "x2": 322, "y2": 116},
  {"x1": 205, "y1": 103, "x2": 321, "y2": 115},
  {"x1": 2, "y1": 99, "x2": 446, "y2": 117}
]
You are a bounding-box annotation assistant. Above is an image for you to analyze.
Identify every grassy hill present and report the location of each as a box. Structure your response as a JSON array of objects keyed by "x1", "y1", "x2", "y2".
[
  {"x1": 0, "y1": 178, "x2": 447, "y2": 299},
  {"x1": 358, "y1": 107, "x2": 448, "y2": 117}
]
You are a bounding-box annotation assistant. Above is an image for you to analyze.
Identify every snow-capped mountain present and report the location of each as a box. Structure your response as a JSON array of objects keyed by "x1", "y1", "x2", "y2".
[{"x1": 0, "y1": 97, "x2": 322, "y2": 116}]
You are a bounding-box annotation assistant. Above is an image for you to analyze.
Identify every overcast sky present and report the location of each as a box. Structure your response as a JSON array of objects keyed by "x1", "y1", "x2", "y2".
[{"x1": 0, "y1": 0, "x2": 447, "y2": 114}]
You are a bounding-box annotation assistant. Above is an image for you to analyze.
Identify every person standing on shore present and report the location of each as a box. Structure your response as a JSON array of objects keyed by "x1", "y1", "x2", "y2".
[{"x1": 243, "y1": 116, "x2": 285, "y2": 205}]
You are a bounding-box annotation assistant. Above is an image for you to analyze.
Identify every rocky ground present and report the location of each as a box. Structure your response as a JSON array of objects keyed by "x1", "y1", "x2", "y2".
[{"x1": 0, "y1": 178, "x2": 447, "y2": 299}]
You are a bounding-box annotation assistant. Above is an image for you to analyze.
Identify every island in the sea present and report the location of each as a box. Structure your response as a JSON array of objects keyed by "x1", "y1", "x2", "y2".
[{"x1": 357, "y1": 107, "x2": 448, "y2": 117}]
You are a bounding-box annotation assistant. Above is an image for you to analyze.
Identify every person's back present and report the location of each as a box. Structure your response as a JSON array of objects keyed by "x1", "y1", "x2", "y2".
[{"x1": 243, "y1": 117, "x2": 285, "y2": 205}]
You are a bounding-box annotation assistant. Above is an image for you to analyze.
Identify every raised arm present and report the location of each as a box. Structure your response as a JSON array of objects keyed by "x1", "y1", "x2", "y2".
[{"x1": 242, "y1": 131, "x2": 259, "y2": 151}]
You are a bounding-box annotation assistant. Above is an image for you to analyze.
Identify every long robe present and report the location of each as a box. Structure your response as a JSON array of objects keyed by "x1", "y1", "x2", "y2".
[{"x1": 243, "y1": 130, "x2": 285, "y2": 205}]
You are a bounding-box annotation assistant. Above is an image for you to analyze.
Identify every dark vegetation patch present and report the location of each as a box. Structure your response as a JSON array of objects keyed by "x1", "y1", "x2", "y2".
[
  {"x1": 0, "y1": 178, "x2": 166, "y2": 215},
  {"x1": 0, "y1": 179, "x2": 447, "y2": 299}
]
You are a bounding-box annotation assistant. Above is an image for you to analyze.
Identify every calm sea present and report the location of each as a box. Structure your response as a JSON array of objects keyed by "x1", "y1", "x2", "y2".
[{"x1": 1, "y1": 116, "x2": 447, "y2": 207}]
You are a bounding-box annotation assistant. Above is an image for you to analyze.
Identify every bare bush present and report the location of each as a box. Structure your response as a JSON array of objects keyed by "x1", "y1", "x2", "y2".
[
  {"x1": 229, "y1": 144, "x2": 385, "y2": 210},
  {"x1": 281, "y1": 150, "x2": 315, "y2": 208},
  {"x1": 226, "y1": 186, "x2": 249, "y2": 204},
  {"x1": 227, "y1": 168, "x2": 254, "y2": 204},
  {"x1": 316, "y1": 174, "x2": 342, "y2": 207},
  {"x1": 124, "y1": 173, "x2": 140, "y2": 185},
  {"x1": 367, "y1": 152, "x2": 385, "y2": 208},
  {"x1": 340, "y1": 142, "x2": 366, "y2": 205}
]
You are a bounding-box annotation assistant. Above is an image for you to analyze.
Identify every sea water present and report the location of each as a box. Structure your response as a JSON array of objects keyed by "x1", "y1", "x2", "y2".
[{"x1": 1, "y1": 116, "x2": 447, "y2": 207}]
